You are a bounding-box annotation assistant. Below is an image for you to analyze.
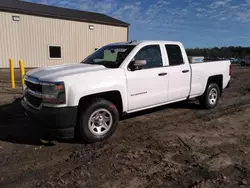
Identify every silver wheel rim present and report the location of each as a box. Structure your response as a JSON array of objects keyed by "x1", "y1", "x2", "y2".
[
  {"x1": 208, "y1": 88, "x2": 218, "y2": 105},
  {"x1": 88, "y1": 109, "x2": 113, "y2": 136}
]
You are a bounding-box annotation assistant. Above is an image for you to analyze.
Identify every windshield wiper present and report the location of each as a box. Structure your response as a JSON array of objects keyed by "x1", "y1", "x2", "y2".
[{"x1": 84, "y1": 62, "x2": 101, "y2": 65}]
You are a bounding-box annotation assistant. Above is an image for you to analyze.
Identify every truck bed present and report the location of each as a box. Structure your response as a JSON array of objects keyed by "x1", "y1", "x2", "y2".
[
  {"x1": 189, "y1": 59, "x2": 229, "y2": 64},
  {"x1": 189, "y1": 60, "x2": 231, "y2": 98}
]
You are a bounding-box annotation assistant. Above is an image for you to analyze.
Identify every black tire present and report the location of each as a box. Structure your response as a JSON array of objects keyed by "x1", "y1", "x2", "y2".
[
  {"x1": 241, "y1": 62, "x2": 246, "y2": 66},
  {"x1": 199, "y1": 83, "x2": 220, "y2": 109},
  {"x1": 77, "y1": 99, "x2": 119, "y2": 143}
]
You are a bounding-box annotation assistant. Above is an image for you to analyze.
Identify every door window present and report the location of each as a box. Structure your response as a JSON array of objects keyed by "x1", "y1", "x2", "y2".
[
  {"x1": 165, "y1": 45, "x2": 184, "y2": 66},
  {"x1": 133, "y1": 45, "x2": 163, "y2": 69}
]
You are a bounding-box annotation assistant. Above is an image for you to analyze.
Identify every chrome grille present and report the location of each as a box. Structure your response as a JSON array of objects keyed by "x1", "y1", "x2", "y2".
[
  {"x1": 24, "y1": 76, "x2": 42, "y2": 108},
  {"x1": 25, "y1": 92, "x2": 42, "y2": 108},
  {"x1": 24, "y1": 80, "x2": 42, "y2": 92}
]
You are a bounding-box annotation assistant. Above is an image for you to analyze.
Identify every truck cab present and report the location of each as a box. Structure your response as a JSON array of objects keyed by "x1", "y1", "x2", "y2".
[{"x1": 22, "y1": 40, "x2": 231, "y2": 143}]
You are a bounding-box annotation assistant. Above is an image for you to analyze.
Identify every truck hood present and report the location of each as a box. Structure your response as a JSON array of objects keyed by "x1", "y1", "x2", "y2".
[{"x1": 26, "y1": 63, "x2": 106, "y2": 81}]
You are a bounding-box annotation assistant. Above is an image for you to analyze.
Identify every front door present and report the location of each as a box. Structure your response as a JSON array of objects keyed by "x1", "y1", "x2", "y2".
[{"x1": 126, "y1": 44, "x2": 169, "y2": 111}]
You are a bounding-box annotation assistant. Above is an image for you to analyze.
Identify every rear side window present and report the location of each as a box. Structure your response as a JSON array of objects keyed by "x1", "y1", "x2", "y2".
[{"x1": 165, "y1": 45, "x2": 183, "y2": 66}]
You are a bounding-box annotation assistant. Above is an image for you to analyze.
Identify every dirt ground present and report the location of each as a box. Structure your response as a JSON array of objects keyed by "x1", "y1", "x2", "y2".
[{"x1": 0, "y1": 65, "x2": 250, "y2": 188}]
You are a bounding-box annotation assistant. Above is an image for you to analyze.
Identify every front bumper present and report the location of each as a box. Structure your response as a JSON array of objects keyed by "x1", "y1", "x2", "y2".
[{"x1": 21, "y1": 99, "x2": 77, "y2": 139}]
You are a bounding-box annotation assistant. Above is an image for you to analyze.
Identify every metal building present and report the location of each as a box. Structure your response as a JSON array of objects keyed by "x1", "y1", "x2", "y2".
[{"x1": 0, "y1": 0, "x2": 129, "y2": 68}]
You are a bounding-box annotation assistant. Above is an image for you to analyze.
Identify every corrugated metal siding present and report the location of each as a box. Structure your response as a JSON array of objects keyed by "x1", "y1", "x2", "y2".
[{"x1": 0, "y1": 11, "x2": 128, "y2": 68}]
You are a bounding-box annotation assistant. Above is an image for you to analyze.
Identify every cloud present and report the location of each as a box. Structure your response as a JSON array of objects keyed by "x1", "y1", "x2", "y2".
[
  {"x1": 77, "y1": 0, "x2": 117, "y2": 14},
  {"x1": 186, "y1": 0, "x2": 250, "y2": 23},
  {"x1": 112, "y1": 3, "x2": 143, "y2": 23},
  {"x1": 219, "y1": 17, "x2": 227, "y2": 21},
  {"x1": 196, "y1": 8, "x2": 205, "y2": 12},
  {"x1": 22, "y1": 0, "x2": 250, "y2": 44},
  {"x1": 239, "y1": 36, "x2": 250, "y2": 39},
  {"x1": 94, "y1": 0, "x2": 116, "y2": 14},
  {"x1": 208, "y1": 0, "x2": 232, "y2": 8},
  {"x1": 22, "y1": 0, "x2": 250, "y2": 25},
  {"x1": 238, "y1": 12, "x2": 250, "y2": 20}
]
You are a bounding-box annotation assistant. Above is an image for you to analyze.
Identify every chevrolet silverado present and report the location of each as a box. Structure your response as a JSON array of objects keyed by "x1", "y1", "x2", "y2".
[{"x1": 22, "y1": 40, "x2": 231, "y2": 143}]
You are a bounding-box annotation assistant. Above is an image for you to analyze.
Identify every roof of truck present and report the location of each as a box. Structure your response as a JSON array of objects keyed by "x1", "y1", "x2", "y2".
[
  {"x1": 0, "y1": 0, "x2": 129, "y2": 27},
  {"x1": 110, "y1": 40, "x2": 182, "y2": 46}
]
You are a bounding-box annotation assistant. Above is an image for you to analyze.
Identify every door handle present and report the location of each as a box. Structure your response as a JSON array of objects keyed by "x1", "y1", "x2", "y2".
[
  {"x1": 182, "y1": 70, "x2": 189, "y2": 73},
  {"x1": 158, "y1": 72, "x2": 168, "y2": 76}
]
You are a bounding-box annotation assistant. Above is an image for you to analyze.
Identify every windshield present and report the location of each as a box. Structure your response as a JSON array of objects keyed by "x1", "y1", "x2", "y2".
[{"x1": 81, "y1": 45, "x2": 136, "y2": 68}]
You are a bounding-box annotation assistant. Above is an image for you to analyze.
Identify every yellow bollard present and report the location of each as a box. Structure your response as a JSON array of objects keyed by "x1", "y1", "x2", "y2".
[
  {"x1": 19, "y1": 60, "x2": 25, "y2": 86},
  {"x1": 9, "y1": 58, "x2": 15, "y2": 88}
]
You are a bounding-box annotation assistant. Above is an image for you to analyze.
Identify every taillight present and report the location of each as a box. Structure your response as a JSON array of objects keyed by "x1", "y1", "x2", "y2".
[{"x1": 229, "y1": 64, "x2": 232, "y2": 76}]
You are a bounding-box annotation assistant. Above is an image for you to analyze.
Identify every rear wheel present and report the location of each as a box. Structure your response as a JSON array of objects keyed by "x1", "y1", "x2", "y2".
[
  {"x1": 199, "y1": 83, "x2": 220, "y2": 109},
  {"x1": 77, "y1": 99, "x2": 119, "y2": 143},
  {"x1": 241, "y1": 62, "x2": 246, "y2": 66}
]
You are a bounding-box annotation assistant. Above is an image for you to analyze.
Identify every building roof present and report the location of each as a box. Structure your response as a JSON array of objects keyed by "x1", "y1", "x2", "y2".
[{"x1": 0, "y1": 0, "x2": 129, "y2": 27}]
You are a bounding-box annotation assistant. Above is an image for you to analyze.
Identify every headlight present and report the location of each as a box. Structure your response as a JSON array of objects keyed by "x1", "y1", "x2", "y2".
[{"x1": 42, "y1": 82, "x2": 66, "y2": 104}]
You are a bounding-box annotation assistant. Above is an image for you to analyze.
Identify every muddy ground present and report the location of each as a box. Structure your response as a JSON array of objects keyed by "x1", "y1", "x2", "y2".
[{"x1": 0, "y1": 65, "x2": 250, "y2": 188}]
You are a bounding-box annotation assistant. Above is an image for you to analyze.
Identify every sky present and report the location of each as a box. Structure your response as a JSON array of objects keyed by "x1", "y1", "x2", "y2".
[{"x1": 23, "y1": 0, "x2": 250, "y2": 48}]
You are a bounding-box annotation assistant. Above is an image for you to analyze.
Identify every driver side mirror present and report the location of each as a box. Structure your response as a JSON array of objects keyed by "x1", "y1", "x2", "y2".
[
  {"x1": 134, "y1": 60, "x2": 147, "y2": 67},
  {"x1": 129, "y1": 60, "x2": 147, "y2": 71}
]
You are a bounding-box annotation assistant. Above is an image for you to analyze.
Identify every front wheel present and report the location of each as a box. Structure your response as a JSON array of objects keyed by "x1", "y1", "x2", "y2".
[
  {"x1": 77, "y1": 99, "x2": 119, "y2": 143},
  {"x1": 199, "y1": 83, "x2": 220, "y2": 109}
]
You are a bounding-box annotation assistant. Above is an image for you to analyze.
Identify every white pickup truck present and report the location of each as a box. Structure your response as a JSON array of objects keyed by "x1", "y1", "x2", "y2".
[{"x1": 22, "y1": 40, "x2": 231, "y2": 143}]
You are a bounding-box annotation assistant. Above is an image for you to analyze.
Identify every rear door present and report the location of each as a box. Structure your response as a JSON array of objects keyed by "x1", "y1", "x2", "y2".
[
  {"x1": 125, "y1": 44, "x2": 169, "y2": 111},
  {"x1": 164, "y1": 44, "x2": 191, "y2": 102}
]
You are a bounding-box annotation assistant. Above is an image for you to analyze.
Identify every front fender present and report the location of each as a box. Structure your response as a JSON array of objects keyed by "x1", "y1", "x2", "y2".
[{"x1": 66, "y1": 82, "x2": 128, "y2": 112}]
